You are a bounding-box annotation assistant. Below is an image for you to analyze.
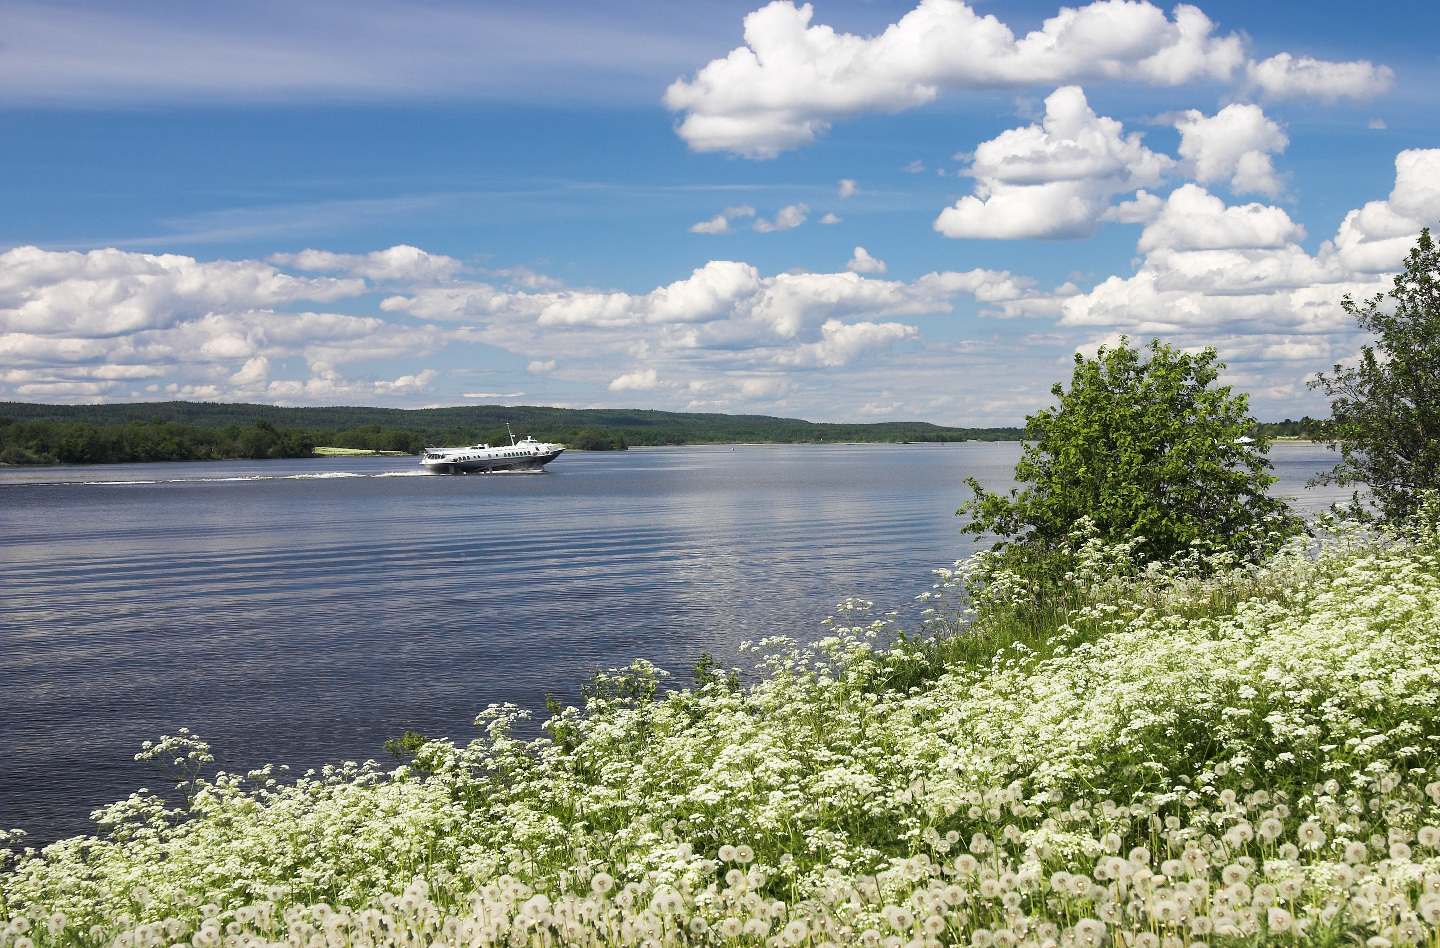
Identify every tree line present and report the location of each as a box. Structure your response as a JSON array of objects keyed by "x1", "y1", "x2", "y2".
[
  {"x1": 0, "y1": 409, "x2": 1022, "y2": 466},
  {"x1": 0, "y1": 416, "x2": 994, "y2": 465},
  {"x1": 0, "y1": 418, "x2": 317, "y2": 465}
]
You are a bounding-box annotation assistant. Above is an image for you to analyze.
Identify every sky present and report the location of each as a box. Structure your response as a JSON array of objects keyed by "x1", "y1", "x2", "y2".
[{"x1": 1, "y1": 0, "x2": 1437, "y2": 424}]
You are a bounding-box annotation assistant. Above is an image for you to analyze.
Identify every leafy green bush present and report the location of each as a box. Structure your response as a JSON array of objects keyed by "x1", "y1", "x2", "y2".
[{"x1": 960, "y1": 338, "x2": 1301, "y2": 584}]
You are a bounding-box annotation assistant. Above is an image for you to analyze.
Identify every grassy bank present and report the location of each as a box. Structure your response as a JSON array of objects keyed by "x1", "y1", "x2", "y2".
[
  {"x1": 3, "y1": 519, "x2": 1439, "y2": 948},
  {"x1": 311, "y1": 447, "x2": 410, "y2": 457}
]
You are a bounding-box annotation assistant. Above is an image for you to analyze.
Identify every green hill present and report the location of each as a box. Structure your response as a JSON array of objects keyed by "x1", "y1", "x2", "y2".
[{"x1": 0, "y1": 400, "x2": 1024, "y2": 454}]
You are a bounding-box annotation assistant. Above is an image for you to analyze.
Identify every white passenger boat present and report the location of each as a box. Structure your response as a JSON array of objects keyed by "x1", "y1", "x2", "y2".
[{"x1": 420, "y1": 426, "x2": 565, "y2": 474}]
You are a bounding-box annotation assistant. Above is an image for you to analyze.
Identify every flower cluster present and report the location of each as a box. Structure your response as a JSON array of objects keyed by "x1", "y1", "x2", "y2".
[{"x1": 3, "y1": 518, "x2": 1438, "y2": 948}]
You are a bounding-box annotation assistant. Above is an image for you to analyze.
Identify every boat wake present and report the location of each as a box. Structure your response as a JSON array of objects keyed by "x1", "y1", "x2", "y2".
[{"x1": 2, "y1": 470, "x2": 484, "y2": 488}]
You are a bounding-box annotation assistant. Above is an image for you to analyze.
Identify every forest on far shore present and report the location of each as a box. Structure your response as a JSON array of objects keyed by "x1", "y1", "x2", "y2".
[
  {"x1": 0, "y1": 401, "x2": 1321, "y2": 466},
  {"x1": 0, "y1": 401, "x2": 1025, "y2": 465}
]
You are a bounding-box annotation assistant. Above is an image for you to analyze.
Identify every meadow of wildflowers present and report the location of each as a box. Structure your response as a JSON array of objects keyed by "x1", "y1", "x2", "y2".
[{"x1": 3, "y1": 515, "x2": 1440, "y2": 948}]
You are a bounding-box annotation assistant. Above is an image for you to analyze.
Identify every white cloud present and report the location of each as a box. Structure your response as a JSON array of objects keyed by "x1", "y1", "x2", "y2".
[
  {"x1": 689, "y1": 205, "x2": 756, "y2": 234},
  {"x1": 1136, "y1": 184, "x2": 1305, "y2": 253},
  {"x1": 269, "y1": 245, "x2": 464, "y2": 281},
  {"x1": 1331, "y1": 149, "x2": 1440, "y2": 272},
  {"x1": 1369, "y1": 119, "x2": 1387, "y2": 131},
  {"x1": 820, "y1": 213, "x2": 842, "y2": 225},
  {"x1": 736, "y1": 376, "x2": 790, "y2": 401},
  {"x1": 374, "y1": 369, "x2": 440, "y2": 393},
  {"x1": 0, "y1": 245, "x2": 364, "y2": 338},
  {"x1": 0, "y1": 243, "x2": 1071, "y2": 419},
  {"x1": 846, "y1": 247, "x2": 887, "y2": 274},
  {"x1": 665, "y1": 0, "x2": 1249, "y2": 156},
  {"x1": 609, "y1": 368, "x2": 658, "y2": 391},
  {"x1": 1101, "y1": 190, "x2": 1165, "y2": 224},
  {"x1": 387, "y1": 259, "x2": 1028, "y2": 363},
  {"x1": 1054, "y1": 173, "x2": 1435, "y2": 372},
  {"x1": 837, "y1": 179, "x2": 858, "y2": 198},
  {"x1": 690, "y1": 214, "x2": 732, "y2": 235},
  {"x1": 934, "y1": 86, "x2": 1172, "y2": 239},
  {"x1": 664, "y1": 0, "x2": 1381, "y2": 157},
  {"x1": 1246, "y1": 52, "x2": 1393, "y2": 102},
  {"x1": 1174, "y1": 103, "x2": 1288, "y2": 197},
  {"x1": 0, "y1": 245, "x2": 450, "y2": 404},
  {"x1": 775, "y1": 318, "x2": 915, "y2": 366},
  {"x1": 753, "y1": 203, "x2": 809, "y2": 232},
  {"x1": 229, "y1": 356, "x2": 271, "y2": 386}
]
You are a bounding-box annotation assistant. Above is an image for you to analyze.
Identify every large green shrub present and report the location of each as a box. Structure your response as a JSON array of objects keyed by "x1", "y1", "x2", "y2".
[{"x1": 960, "y1": 338, "x2": 1300, "y2": 577}]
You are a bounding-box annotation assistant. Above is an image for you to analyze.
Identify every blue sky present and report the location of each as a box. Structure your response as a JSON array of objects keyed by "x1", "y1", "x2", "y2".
[{"x1": 1, "y1": 0, "x2": 1436, "y2": 423}]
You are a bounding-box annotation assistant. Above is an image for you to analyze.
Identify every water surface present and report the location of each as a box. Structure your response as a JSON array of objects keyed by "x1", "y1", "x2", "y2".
[{"x1": 0, "y1": 442, "x2": 1343, "y2": 844}]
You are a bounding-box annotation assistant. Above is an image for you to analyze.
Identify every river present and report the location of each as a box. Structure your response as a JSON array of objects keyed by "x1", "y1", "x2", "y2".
[{"x1": 0, "y1": 442, "x2": 1345, "y2": 844}]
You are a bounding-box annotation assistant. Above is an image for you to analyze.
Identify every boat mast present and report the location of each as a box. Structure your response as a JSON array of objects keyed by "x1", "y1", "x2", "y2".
[{"x1": 506, "y1": 422, "x2": 516, "y2": 446}]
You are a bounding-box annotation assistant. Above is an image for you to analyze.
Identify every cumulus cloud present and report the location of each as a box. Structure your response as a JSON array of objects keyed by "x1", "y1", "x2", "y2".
[
  {"x1": 1135, "y1": 184, "x2": 1305, "y2": 253},
  {"x1": 609, "y1": 368, "x2": 658, "y2": 391},
  {"x1": 837, "y1": 179, "x2": 858, "y2": 198},
  {"x1": 269, "y1": 245, "x2": 465, "y2": 282},
  {"x1": 1246, "y1": 52, "x2": 1393, "y2": 102},
  {"x1": 846, "y1": 247, "x2": 887, "y2": 274},
  {"x1": 1101, "y1": 190, "x2": 1165, "y2": 224},
  {"x1": 0, "y1": 242, "x2": 1077, "y2": 419},
  {"x1": 1053, "y1": 167, "x2": 1440, "y2": 371},
  {"x1": 664, "y1": 0, "x2": 1385, "y2": 157},
  {"x1": 0, "y1": 245, "x2": 449, "y2": 403},
  {"x1": 934, "y1": 86, "x2": 1172, "y2": 239},
  {"x1": 1331, "y1": 149, "x2": 1440, "y2": 272},
  {"x1": 386, "y1": 259, "x2": 1027, "y2": 364},
  {"x1": 665, "y1": 0, "x2": 1253, "y2": 156},
  {"x1": 753, "y1": 203, "x2": 809, "y2": 232},
  {"x1": 820, "y1": 213, "x2": 842, "y2": 225},
  {"x1": 775, "y1": 318, "x2": 915, "y2": 366},
  {"x1": 0, "y1": 246, "x2": 364, "y2": 338},
  {"x1": 1174, "y1": 103, "x2": 1288, "y2": 197}
]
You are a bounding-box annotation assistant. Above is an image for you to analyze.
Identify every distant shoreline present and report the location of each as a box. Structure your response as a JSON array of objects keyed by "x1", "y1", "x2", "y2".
[{"x1": 312, "y1": 446, "x2": 409, "y2": 457}]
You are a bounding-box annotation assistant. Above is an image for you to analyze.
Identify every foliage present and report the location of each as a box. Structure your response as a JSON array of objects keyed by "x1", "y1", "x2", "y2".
[
  {"x1": 567, "y1": 429, "x2": 629, "y2": 451},
  {"x1": 4, "y1": 515, "x2": 1440, "y2": 948},
  {"x1": 1253, "y1": 417, "x2": 1321, "y2": 440},
  {"x1": 382, "y1": 732, "x2": 432, "y2": 764},
  {"x1": 0, "y1": 401, "x2": 1022, "y2": 451},
  {"x1": 960, "y1": 338, "x2": 1301, "y2": 581},
  {"x1": 321, "y1": 426, "x2": 427, "y2": 454},
  {"x1": 0, "y1": 418, "x2": 315, "y2": 465},
  {"x1": 1310, "y1": 227, "x2": 1440, "y2": 522}
]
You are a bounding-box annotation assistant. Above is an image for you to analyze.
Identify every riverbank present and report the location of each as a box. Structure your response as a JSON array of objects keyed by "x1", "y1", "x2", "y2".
[
  {"x1": 5, "y1": 513, "x2": 1437, "y2": 947},
  {"x1": 312, "y1": 447, "x2": 409, "y2": 457}
]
